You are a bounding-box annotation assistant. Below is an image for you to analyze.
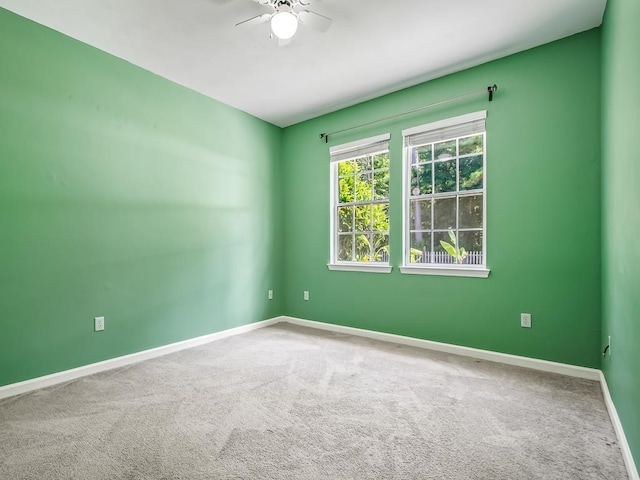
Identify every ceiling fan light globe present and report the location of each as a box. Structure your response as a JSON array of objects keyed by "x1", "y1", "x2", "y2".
[{"x1": 271, "y1": 11, "x2": 298, "y2": 40}]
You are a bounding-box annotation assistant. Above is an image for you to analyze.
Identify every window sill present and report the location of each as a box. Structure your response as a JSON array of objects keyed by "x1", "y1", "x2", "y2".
[
  {"x1": 399, "y1": 265, "x2": 490, "y2": 278},
  {"x1": 327, "y1": 263, "x2": 393, "y2": 274}
]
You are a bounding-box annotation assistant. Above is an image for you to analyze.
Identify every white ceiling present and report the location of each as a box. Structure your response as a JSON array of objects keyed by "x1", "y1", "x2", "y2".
[{"x1": 0, "y1": 0, "x2": 606, "y2": 127}]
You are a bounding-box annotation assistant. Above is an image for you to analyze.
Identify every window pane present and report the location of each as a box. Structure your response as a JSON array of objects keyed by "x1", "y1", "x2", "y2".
[
  {"x1": 414, "y1": 145, "x2": 432, "y2": 164},
  {"x1": 410, "y1": 200, "x2": 432, "y2": 230},
  {"x1": 410, "y1": 232, "x2": 431, "y2": 264},
  {"x1": 373, "y1": 169, "x2": 389, "y2": 200},
  {"x1": 433, "y1": 231, "x2": 483, "y2": 264},
  {"x1": 372, "y1": 203, "x2": 389, "y2": 233},
  {"x1": 338, "y1": 206, "x2": 353, "y2": 232},
  {"x1": 433, "y1": 197, "x2": 456, "y2": 229},
  {"x1": 338, "y1": 175, "x2": 354, "y2": 203},
  {"x1": 459, "y1": 155, "x2": 483, "y2": 190},
  {"x1": 373, "y1": 234, "x2": 389, "y2": 262},
  {"x1": 435, "y1": 140, "x2": 456, "y2": 159},
  {"x1": 354, "y1": 205, "x2": 372, "y2": 232},
  {"x1": 338, "y1": 160, "x2": 354, "y2": 177},
  {"x1": 410, "y1": 164, "x2": 432, "y2": 196},
  {"x1": 458, "y1": 230, "x2": 483, "y2": 255},
  {"x1": 434, "y1": 160, "x2": 456, "y2": 193},
  {"x1": 355, "y1": 233, "x2": 372, "y2": 261},
  {"x1": 355, "y1": 172, "x2": 373, "y2": 201},
  {"x1": 373, "y1": 153, "x2": 390, "y2": 170},
  {"x1": 338, "y1": 235, "x2": 354, "y2": 262},
  {"x1": 459, "y1": 195, "x2": 483, "y2": 229},
  {"x1": 433, "y1": 231, "x2": 458, "y2": 264},
  {"x1": 459, "y1": 135, "x2": 483, "y2": 155},
  {"x1": 410, "y1": 148, "x2": 419, "y2": 166},
  {"x1": 356, "y1": 156, "x2": 371, "y2": 172}
]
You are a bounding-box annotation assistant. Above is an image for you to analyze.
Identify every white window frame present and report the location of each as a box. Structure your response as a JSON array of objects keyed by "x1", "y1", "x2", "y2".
[
  {"x1": 400, "y1": 111, "x2": 490, "y2": 278},
  {"x1": 328, "y1": 133, "x2": 392, "y2": 273}
]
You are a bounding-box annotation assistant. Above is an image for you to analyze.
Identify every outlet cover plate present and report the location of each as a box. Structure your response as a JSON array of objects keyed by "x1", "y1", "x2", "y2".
[
  {"x1": 521, "y1": 313, "x2": 532, "y2": 328},
  {"x1": 94, "y1": 316, "x2": 105, "y2": 332}
]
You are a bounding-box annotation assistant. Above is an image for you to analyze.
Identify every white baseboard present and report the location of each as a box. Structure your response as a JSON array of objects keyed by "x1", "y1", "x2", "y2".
[
  {"x1": 282, "y1": 316, "x2": 601, "y2": 380},
  {"x1": 0, "y1": 317, "x2": 281, "y2": 401},
  {"x1": 599, "y1": 372, "x2": 639, "y2": 480}
]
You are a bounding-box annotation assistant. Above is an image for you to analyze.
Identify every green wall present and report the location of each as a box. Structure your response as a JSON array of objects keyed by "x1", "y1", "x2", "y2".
[
  {"x1": 282, "y1": 30, "x2": 602, "y2": 368},
  {"x1": 601, "y1": 0, "x2": 640, "y2": 469},
  {"x1": 0, "y1": 8, "x2": 283, "y2": 387}
]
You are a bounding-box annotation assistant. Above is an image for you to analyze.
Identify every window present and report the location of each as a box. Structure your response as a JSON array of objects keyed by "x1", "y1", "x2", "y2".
[
  {"x1": 401, "y1": 111, "x2": 489, "y2": 277},
  {"x1": 328, "y1": 133, "x2": 392, "y2": 273}
]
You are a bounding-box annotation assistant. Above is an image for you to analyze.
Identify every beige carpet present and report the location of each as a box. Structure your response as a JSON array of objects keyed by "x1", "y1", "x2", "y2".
[{"x1": 0, "y1": 323, "x2": 628, "y2": 479}]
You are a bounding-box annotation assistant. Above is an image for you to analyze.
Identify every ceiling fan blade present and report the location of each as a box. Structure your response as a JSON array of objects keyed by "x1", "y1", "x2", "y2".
[
  {"x1": 235, "y1": 13, "x2": 272, "y2": 27},
  {"x1": 277, "y1": 37, "x2": 292, "y2": 47},
  {"x1": 298, "y1": 10, "x2": 332, "y2": 33}
]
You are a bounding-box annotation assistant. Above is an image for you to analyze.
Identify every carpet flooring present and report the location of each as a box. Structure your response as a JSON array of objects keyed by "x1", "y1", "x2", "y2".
[{"x1": 0, "y1": 323, "x2": 629, "y2": 479}]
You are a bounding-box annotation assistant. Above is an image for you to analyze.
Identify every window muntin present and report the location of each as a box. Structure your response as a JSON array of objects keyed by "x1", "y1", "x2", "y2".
[
  {"x1": 404, "y1": 113, "x2": 486, "y2": 268},
  {"x1": 334, "y1": 152, "x2": 390, "y2": 263}
]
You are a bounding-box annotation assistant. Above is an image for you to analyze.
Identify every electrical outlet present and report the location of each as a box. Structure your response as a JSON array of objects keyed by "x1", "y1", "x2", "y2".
[
  {"x1": 520, "y1": 313, "x2": 532, "y2": 328},
  {"x1": 94, "y1": 316, "x2": 105, "y2": 332},
  {"x1": 268, "y1": 290, "x2": 273, "y2": 300},
  {"x1": 303, "y1": 291, "x2": 309, "y2": 301}
]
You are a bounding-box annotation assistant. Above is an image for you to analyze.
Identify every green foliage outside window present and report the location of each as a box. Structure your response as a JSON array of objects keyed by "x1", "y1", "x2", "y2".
[
  {"x1": 439, "y1": 229, "x2": 468, "y2": 264},
  {"x1": 337, "y1": 154, "x2": 390, "y2": 262},
  {"x1": 409, "y1": 134, "x2": 484, "y2": 263}
]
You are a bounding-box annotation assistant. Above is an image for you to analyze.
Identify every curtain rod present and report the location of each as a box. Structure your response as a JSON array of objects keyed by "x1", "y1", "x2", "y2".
[{"x1": 319, "y1": 84, "x2": 497, "y2": 143}]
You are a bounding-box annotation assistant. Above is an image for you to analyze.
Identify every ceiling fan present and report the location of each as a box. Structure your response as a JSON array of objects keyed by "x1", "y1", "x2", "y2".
[{"x1": 236, "y1": 0, "x2": 332, "y2": 46}]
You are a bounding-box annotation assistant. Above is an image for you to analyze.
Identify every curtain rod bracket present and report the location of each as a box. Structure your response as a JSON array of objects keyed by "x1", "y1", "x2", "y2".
[
  {"x1": 320, "y1": 133, "x2": 328, "y2": 143},
  {"x1": 488, "y1": 84, "x2": 497, "y2": 102}
]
